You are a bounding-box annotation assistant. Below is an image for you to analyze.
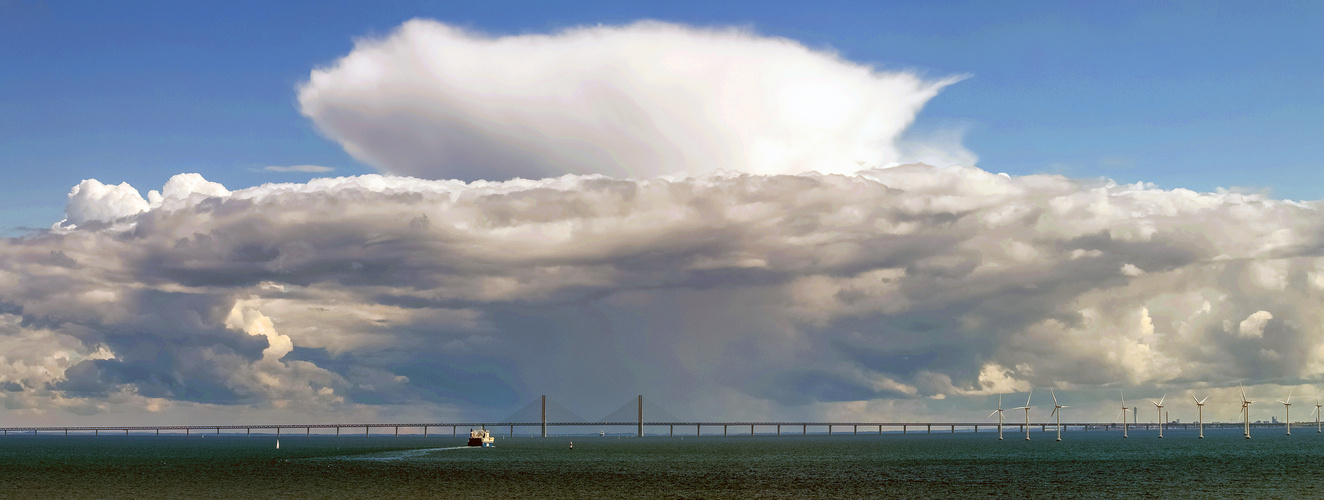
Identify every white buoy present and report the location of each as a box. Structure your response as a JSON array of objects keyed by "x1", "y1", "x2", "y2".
[{"x1": 276, "y1": 439, "x2": 280, "y2": 450}]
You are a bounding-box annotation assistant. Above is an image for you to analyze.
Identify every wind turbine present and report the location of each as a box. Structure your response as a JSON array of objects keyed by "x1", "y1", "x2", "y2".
[
  {"x1": 1240, "y1": 384, "x2": 1255, "y2": 439},
  {"x1": 1012, "y1": 389, "x2": 1033, "y2": 441},
  {"x1": 1190, "y1": 392, "x2": 1210, "y2": 439},
  {"x1": 1278, "y1": 389, "x2": 1294, "y2": 436},
  {"x1": 987, "y1": 394, "x2": 1006, "y2": 440},
  {"x1": 1114, "y1": 391, "x2": 1130, "y2": 438},
  {"x1": 1050, "y1": 389, "x2": 1069, "y2": 441},
  {"x1": 1311, "y1": 395, "x2": 1322, "y2": 433},
  {"x1": 1149, "y1": 394, "x2": 1166, "y2": 438}
]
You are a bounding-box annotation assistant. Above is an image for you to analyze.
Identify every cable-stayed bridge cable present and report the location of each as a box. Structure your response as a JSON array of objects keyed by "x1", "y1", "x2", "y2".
[
  {"x1": 500, "y1": 396, "x2": 586, "y2": 423},
  {"x1": 597, "y1": 396, "x2": 682, "y2": 422}
]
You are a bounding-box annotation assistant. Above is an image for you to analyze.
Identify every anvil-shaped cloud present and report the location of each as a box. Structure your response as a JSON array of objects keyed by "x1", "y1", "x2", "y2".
[{"x1": 297, "y1": 20, "x2": 970, "y2": 181}]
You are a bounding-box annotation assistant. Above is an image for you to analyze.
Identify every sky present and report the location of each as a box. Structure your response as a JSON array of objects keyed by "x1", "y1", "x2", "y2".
[{"x1": 1, "y1": 1, "x2": 1323, "y2": 425}]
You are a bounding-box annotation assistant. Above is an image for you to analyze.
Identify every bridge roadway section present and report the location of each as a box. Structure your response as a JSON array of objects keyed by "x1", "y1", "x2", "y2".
[{"x1": 0, "y1": 421, "x2": 1300, "y2": 437}]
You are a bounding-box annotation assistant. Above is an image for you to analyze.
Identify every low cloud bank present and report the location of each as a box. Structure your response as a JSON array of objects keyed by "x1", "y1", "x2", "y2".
[{"x1": 2, "y1": 167, "x2": 1322, "y2": 421}]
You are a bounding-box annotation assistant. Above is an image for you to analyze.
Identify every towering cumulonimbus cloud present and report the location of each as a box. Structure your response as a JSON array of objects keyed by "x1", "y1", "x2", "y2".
[
  {"x1": 7, "y1": 19, "x2": 1323, "y2": 423},
  {"x1": 3, "y1": 168, "x2": 1323, "y2": 422},
  {"x1": 297, "y1": 20, "x2": 969, "y2": 181}
]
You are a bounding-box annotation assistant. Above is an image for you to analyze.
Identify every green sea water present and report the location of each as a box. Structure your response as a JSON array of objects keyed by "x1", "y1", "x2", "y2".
[{"x1": 1, "y1": 427, "x2": 1323, "y2": 498}]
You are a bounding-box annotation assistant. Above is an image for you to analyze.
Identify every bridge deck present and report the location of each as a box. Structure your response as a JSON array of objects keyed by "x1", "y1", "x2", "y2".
[{"x1": 0, "y1": 421, "x2": 1301, "y2": 433}]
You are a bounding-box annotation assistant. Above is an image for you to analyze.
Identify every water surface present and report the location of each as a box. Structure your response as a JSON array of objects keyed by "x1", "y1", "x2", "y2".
[{"x1": 1, "y1": 427, "x2": 1321, "y2": 498}]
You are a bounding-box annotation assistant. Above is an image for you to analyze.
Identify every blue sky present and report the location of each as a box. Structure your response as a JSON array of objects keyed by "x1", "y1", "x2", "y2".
[{"x1": 3, "y1": 1, "x2": 1322, "y2": 235}]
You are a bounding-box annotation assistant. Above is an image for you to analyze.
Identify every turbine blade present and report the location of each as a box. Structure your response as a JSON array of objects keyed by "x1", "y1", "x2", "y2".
[
  {"x1": 1051, "y1": 388, "x2": 1058, "y2": 406},
  {"x1": 1114, "y1": 409, "x2": 1124, "y2": 421},
  {"x1": 1190, "y1": 392, "x2": 1199, "y2": 405},
  {"x1": 1026, "y1": 388, "x2": 1033, "y2": 407},
  {"x1": 988, "y1": 409, "x2": 1000, "y2": 418},
  {"x1": 1061, "y1": 405, "x2": 1070, "y2": 408},
  {"x1": 1120, "y1": 390, "x2": 1126, "y2": 407},
  {"x1": 999, "y1": 394, "x2": 1003, "y2": 407},
  {"x1": 1199, "y1": 395, "x2": 1210, "y2": 405},
  {"x1": 1241, "y1": 383, "x2": 1246, "y2": 402},
  {"x1": 1287, "y1": 388, "x2": 1293, "y2": 404},
  {"x1": 1159, "y1": 394, "x2": 1166, "y2": 406},
  {"x1": 1051, "y1": 407, "x2": 1057, "y2": 418}
]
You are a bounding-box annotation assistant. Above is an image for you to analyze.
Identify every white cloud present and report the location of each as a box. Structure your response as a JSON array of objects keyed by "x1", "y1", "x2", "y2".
[
  {"x1": 297, "y1": 20, "x2": 966, "y2": 181},
  {"x1": 64, "y1": 179, "x2": 149, "y2": 226},
  {"x1": 1237, "y1": 310, "x2": 1273, "y2": 338}
]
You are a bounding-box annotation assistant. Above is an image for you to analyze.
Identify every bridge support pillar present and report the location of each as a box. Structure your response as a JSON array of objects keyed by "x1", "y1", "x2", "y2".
[
  {"x1": 927, "y1": 424, "x2": 931, "y2": 434},
  {"x1": 670, "y1": 425, "x2": 673, "y2": 437},
  {"x1": 697, "y1": 424, "x2": 701, "y2": 436},
  {"x1": 903, "y1": 425, "x2": 906, "y2": 434},
  {"x1": 246, "y1": 428, "x2": 249, "y2": 437},
  {"x1": 424, "y1": 426, "x2": 428, "y2": 438},
  {"x1": 217, "y1": 427, "x2": 221, "y2": 437},
  {"x1": 951, "y1": 425, "x2": 955, "y2": 434},
  {"x1": 724, "y1": 425, "x2": 727, "y2": 436},
  {"x1": 828, "y1": 425, "x2": 832, "y2": 436},
  {"x1": 275, "y1": 428, "x2": 279, "y2": 438},
  {"x1": 750, "y1": 424, "x2": 754, "y2": 436},
  {"x1": 854, "y1": 425, "x2": 857, "y2": 435},
  {"x1": 637, "y1": 395, "x2": 644, "y2": 438},
  {"x1": 878, "y1": 425, "x2": 882, "y2": 435},
  {"x1": 777, "y1": 425, "x2": 780, "y2": 436},
  {"x1": 541, "y1": 395, "x2": 547, "y2": 438},
  {"x1": 366, "y1": 426, "x2": 369, "y2": 437},
  {"x1": 453, "y1": 426, "x2": 456, "y2": 437},
  {"x1": 803, "y1": 424, "x2": 806, "y2": 436}
]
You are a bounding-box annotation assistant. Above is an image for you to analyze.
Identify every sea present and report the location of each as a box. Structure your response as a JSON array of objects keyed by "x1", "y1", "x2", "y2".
[{"x1": 1, "y1": 427, "x2": 1322, "y2": 498}]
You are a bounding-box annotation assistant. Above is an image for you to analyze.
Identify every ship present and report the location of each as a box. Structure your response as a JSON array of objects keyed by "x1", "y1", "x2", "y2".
[{"x1": 467, "y1": 428, "x2": 495, "y2": 447}]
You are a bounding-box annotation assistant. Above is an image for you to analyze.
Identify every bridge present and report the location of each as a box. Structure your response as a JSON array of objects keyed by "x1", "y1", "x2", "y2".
[{"x1": 0, "y1": 396, "x2": 1311, "y2": 437}]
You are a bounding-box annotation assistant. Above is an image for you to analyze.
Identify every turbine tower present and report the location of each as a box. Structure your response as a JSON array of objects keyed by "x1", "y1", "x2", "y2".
[
  {"x1": 1149, "y1": 394, "x2": 1166, "y2": 438},
  {"x1": 1240, "y1": 384, "x2": 1255, "y2": 440},
  {"x1": 1114, "y1": 391, "x2": 1130, "y2": 438},
  {"x1": 1012, "y1": 389, "x2": 1033, "y2": 441},
  {"x1": 1190, "y1": 392, "x2": 1210, "y2": 439},
  {"x1": 987, "y1": 394, "x2": 1006, "y2": 441},
  {"x1": 1278, "y1": 389, "x2": 1294, "y2": 436},
  {"x1": 1050, "y1": 389, "x2": 1069, "y2": 442}
]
